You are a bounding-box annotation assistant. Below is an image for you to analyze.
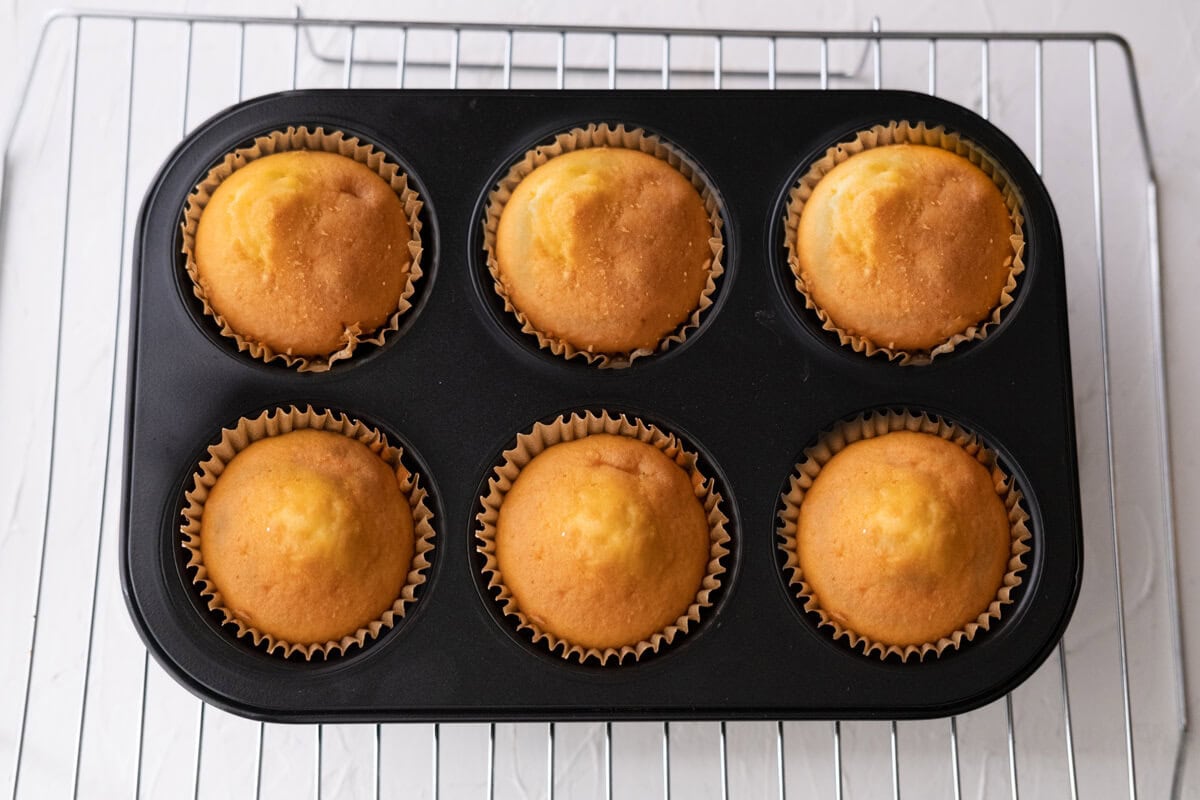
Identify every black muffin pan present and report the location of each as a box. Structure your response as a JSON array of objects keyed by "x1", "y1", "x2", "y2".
[{"x1": 121, "y1": 90, "x2": 1082, "y2": 723}]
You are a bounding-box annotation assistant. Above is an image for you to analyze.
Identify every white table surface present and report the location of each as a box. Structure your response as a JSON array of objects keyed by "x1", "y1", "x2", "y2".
[{"x1": 0, "y1": 1, "x2": 1197, "y2": 798}]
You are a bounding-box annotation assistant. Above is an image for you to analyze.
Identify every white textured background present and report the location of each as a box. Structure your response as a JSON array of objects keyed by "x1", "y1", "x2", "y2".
[{"x1": 0, "y1": 1, "x2": 1197, "y2": 798}]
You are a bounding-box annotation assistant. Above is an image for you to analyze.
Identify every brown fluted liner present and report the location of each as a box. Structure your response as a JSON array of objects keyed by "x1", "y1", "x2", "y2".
[
  {"x1": 482, "y1": 123, "x2": 725, "y2": 368},
  {"x1": 777, "y1": 410, "x2": 1032, "y2": 662},
  {"x1": 783, "y1": 121, "x2": 1026, "y2": 365},
  {"x1": 181, "y1": 406, "x2": 436, "y2": 660},
  {"x1": 476, "y1": 410, "x2": 731, "y2": 664},
  {"x1": 180, "y1": 126, "x2": 424, "y2": 372}
]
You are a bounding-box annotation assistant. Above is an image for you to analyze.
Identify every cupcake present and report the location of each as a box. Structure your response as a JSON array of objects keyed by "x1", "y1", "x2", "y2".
[
  {"x1": 181, "y1": 407, "x2": 435, "y2": 659},
  {"x1": 477, "y1": 412, "x2": 730, "y2": 663},
  {"x1": 182, "y1": 127, "x2": 424, "y2": 372},
  {"x1": 484, "y1": 124, "x2": 724, "y2": 367},
  {"x1": 785, "y1": 122, "x2": 1024, "y2": 364},
  {"x1": 778, "y1": 411, "x2": 1030, "y2": 661}
]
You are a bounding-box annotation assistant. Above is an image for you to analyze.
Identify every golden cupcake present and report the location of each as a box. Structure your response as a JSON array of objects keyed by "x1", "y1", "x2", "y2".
[
  {"x1": 492, "y1": 140, "x2": 718, "y2": 361},
  {"x1": 788, "y1": 125, "x2": 1023, "y2": 362},
  {"x1": 183, "y1": 127, "x2": 423, "y2": 371},
  {"x1": 497, "y1": 434, "x2": 709, "y2": 650},
  {"x1": 477, "y1": 412, "x2": 730, "y2": 663},
  {"x1": 779, "y1": 412, "x2": 1030, "y2": 660},
  {"x1": 183, "y1": 410, "x2": 435, "y2": 658}
]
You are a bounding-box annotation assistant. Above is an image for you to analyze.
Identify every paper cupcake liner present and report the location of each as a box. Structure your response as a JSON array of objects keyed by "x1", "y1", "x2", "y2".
[
  {"x1": 180, "y1": 405, "x2": 436, "y2": 660},
  {"x1": 783, "y1": 121, "x2": 1026, "y2": 366},
  {"x1": 776, "y1": 409, "x2": 1032, "y2": 662},
  {"x1": 180, "y1": 126, "x2": 425, "y2": 372},
  {"x1": 482, "y1": 123, "x2": 726, "y2": 368},
  {"x1": 476, "y1": 410, "x2": 731, "y2": 664}
]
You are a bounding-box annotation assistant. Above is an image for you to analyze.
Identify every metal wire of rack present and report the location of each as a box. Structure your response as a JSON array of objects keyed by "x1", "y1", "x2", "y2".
[{"x1": 0, "y1": 8, "x2": 1186, "y2": 799}]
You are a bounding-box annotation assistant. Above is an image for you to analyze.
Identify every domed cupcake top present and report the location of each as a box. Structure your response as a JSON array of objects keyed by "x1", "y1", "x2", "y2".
[
  {"x1": 194, "y1": 149, "x2": 413, "y2": 359},
  {"x1": 199, "y1": 428, "x2": 415, "y2": 645},
  {"x1": 796, "y1": 429, "x2": 1014, "y2": 648},
  {"x1": 484, "y1": 124, "x2": 725, "y2": 367},
  {"x1": 495, "y1": 147, "x2": 714, "y2": 355},
  {"x1": 785, "y1": 122, "x2": 1026, "y2": 365},
  {"x1": 495, "y1": 433, "x2": 711, "y2": 651},
  {"x1": 182, "y1": 408, "x2": 437, "y2": 660},
  {"x1": 182, "y1": 127, "x2": 425, "y2": 371}
]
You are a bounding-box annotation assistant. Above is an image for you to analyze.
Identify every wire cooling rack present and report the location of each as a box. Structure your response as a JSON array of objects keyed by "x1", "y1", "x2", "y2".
[{"x1": 0, "y1": 8, "x2": 1185, "y2": 799}]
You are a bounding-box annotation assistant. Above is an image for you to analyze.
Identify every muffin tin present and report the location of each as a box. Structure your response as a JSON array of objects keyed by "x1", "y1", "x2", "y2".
[{"x1": 121, "y1": 89, "x2": 1082, "y2": 722}]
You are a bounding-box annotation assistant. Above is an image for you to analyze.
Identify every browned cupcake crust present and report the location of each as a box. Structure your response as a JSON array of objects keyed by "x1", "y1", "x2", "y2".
[
  {"x1": 796, "y1": 143, "x2": 1015, "y2": 352},
  {"x1": 494, "y1": 147, "x2": 713, "y2": 355},
  {"x1": 796, "y1": 430, "x2": 1012, "y2": 648},
  {"x1": 198, "y1": 427, "x2": 414, "y2": 645},
  {"x1": 194, "y1": 149, "x2": 413, "y2": 358},
  {"x1": 494, "y1": 433, "x2": 711, "y2": 651}
]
